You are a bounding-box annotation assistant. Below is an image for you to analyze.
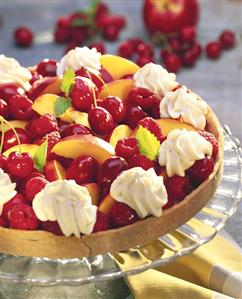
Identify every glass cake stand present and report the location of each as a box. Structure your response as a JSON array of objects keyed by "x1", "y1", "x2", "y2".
[{"x1": 0, "y1": 126, "x2": 241, "y2": 299}]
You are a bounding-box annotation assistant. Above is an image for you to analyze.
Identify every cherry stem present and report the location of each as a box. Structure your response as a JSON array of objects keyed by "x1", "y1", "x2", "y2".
[
  {"x1": 0, "y1": 119, "x2": 5, "y2": 154},
  {"x1": 0, "y1": 116, "x2": 22, "y2": 154},
  {"x1": 93, "y1": 73, "x2": 110, "y2": 97},
  {"x1": 86, "y1": 69, "x2": 97, "y2": 108}
]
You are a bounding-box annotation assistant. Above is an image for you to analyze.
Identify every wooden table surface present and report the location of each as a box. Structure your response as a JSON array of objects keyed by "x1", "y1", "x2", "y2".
[{"x1": 1, "y1": 0, "x2": 241, "y2": 245}]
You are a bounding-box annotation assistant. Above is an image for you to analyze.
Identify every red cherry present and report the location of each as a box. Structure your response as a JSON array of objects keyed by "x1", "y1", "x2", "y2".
[
  {"x1": 102, "y1": 26, "x2": 120, "y2": 41},
  {"x1": 64, "y1": 42, "x2": 79, "y2": 55},
  {"x1": 69, "y1": 27, "x2": 86, "y2": 44},
  {"x1": 2, "y1": 128, "x2": 30, "y2": 151},
  {"x1": 88, "y1": 42, "x2": 106, "y2": 54},
  {"x1": 66, "y1": 155, "x2": 99, "y2": 185},
  {"x1": 26, "y1": 114, "x2": 58, "y2": 139},
  {"x1": 0, "y1": 83, "x2": 24, "y2": 103},
  {"x1": 36, "y1": 59, "x2": 57, "y2": 77},
  {"x1": 118, "y1": 41, "x2": 134, "y2": 58},
  {"x1": 126, "y1": 105, "x2": 148, "y2": 129},
  {"x1": 27, "y1": 77, "x2": 57, "y2": 101},
  {"x1": 101, "y1": 15, "x2": 126, "y2": 30},
  {"x1": 56, "y1": 15, "x2": 71, "y2": 28},
  {"x1": 110, "y1": 202, "x2": 139, "y2": 228},
  {"x1": 190, "y1": 43, "x2": 202, "y2": 59},
  {"x1": 9, "y1": 204, "x2": 39, "y2": 230},
  {"x1": 30, "y1": 70, "x2": 42, "y2": 85},
  {"x1": 206, "y1": 41, "x2": 221, "y2": 59},
  {"x1": 136, "y1": 42, "x2": 153, "y2": 57},
  {"x1": 128, "y1": 154, "x2": 155, "y2": 171},
  {"x1": 70, "y1": 77, "x2": 96, "y2": 113},
  {"x1": 61, "y1": 124, "x2": 92, "y2": 138},
  {"x1": 127, "y1": 38, "x2": 143, "y2": 50},
  {"x1": 165, "y1": 175, "x2": 192, "y2": 203},
  {"x1": 7, "y1": 152, "x2": 34, "y2": 179},
  {"x1": 127, "y1": 87, "x2": 158, "y2": 111},
  {"x1": 186, "y1": 156, "x2": 214, "y2": 185},
  {"x1": 136, "y1": 55, "x2": 153, "y2": 67},
  {"x1": 14, "y1": 26, "x2": 33, "y2": 47},
  {"x1": 8, "y1": 94, "x2": 34, "y2": 120},
  {"x1": 219, "y1": 30, "x2": 236, "y2": 49},
  {"x1": 163, "y1": 53, "x2": 182, "y2": 73},
  {"x1": 0, "y1": 155, "x2": 8, "y2": 172},
  {"x1": 168, "y1": 38, "x2": 183, "y2": 53},
  {"x1": 24, "y1": 176, "x2": 49, "y2": 202},
  {"x1": 92, "y1": 211, "x2": 109, "y2": 233},
  {"x1": 97, "y1": 96, "x2": 127, "y2": 123},
  {"x1": 88, "y1": 106, "x2": 115, "y2": 134},
  {"x1": 54, "y1": 27, "x2": 70, "y2": 44},
  {"x1": 182, "y1": 48, "x2": 197, "y2": 67},
  {"x1": 115, "y1": 137, "x2": 139, "y2": 160},
  {"x1": 98, "y1": 156, "x2": 128, "y2": 187},
  {"x1": 41, "y1": 221, "x2": 63, "y2": 235},
  {"x1": 180, "y1": 26, "x2": 196, "y2": 43},
  {"x1": 149, "y1": 100, "x2": 161, "y2": 119},
  {"x1": 0, "y1": 99, "x2": 9, "y2": 117},
  {"x1": 2, "y1": 193, "x2": 27, "y2": 222},
  {"x1": 160, "y1": 49, "x2": 170, "y2": 61}
]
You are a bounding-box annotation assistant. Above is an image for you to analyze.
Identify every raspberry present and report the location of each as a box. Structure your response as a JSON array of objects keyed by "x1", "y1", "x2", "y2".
[
  {"x1": 8, "y1": 94, "x2": 34, "y2": 120},
  {"x1": 26, "y1": 114, "x2": 58, "y2": 139},
  {"x1": 9, "y1": 204, "x2": 39, "y2": 230},
  {"x1": 162, "y1": 196, "x2": 175, "y2": 210},
  {"x1": 128, "y1": 154, "x2": 155, "y2": 170},
  {"x1": 127, "y1": 87, "x2": 158, "y2": 110},
  {"x1": 24, "y1": 177, "x2": 49, "y2": 202},
  {"x1": 35, "y1": 131, "x2": 61, "y2": 159},
  {"x1": 2, "y1": 193, "x2": 27, "y2": 222},
  {"x1": 0, "y1": 217, "x2": 8, "y2": 227},
  {"x1": 92, "y1": 211, "x2": 109, "y2": 233},
  {"x1": 165, "y1": 175, "x2": 193, "y2": 203},
  {"x1": 41, "y1": 221, "x2": 63, "y2": 236},
  {"x1": 115, "y1": 137, "x2": 139, "y2": 159},
  {"x1": 110, "y1": 202, "x2": 139, "y2": 228},
  {"x1": 199, "y1": 130, "x2": 218, "y2": 158},
  {"x1": 137, "y1": 117, "x2": 165, "y2": 143},
  {"x1": 186, "y1": 156, "x2": 214, "y2": 186}
]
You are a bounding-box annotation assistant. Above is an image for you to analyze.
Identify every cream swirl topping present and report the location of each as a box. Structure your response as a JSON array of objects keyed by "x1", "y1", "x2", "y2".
[
  {"x1": 159, "y1": 86, "x2": 208, "y2": 129},
  {"x1": 32, "y1": 180, "x2": 97, "y2": 237},
  {"x1": 0, "y1": 55, "x2": 32, "y2": 90},
  {"x1": 159, "y1": 129, "x2": 212, "y2": 177},
  {"x1": 56, "y1": 46, "x2": 101, "y2": 76},
  {"x1": 110, "y1": 167, "x2": 167, "y2": 218},
  {"x1": 133, "y1": 63, "x2": 179, "y2": 98},
  {"x1": 0, "y1": 168, "x2": 17, "y2": 215}
]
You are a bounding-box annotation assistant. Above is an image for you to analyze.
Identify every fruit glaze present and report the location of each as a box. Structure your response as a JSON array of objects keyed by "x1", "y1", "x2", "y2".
[{"x1": 0, "y1": 47, "x2": 223, "y2": 258}]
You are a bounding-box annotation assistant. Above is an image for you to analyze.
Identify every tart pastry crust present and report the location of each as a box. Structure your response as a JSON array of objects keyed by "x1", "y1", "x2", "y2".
[{"x1": 0, "y1": 107, "x2": 223, "y2": 259}]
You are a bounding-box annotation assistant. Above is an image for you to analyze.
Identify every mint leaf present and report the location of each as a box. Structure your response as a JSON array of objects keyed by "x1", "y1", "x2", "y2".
[
  {"x1": 54, "y1": 97, "x2": 71, "y2": 116},
  {"x1": 135, "y1": 126, "x2": 161, "y2": 161},
  {"x1": 34, "y1": 139, "x2": 48, "y2": 172},
  {"x1": 60, "y1": 67, "x2": 75, "y2": 96}
]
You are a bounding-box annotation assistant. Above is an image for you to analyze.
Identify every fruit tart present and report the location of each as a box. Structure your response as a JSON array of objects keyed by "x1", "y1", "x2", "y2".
[{"x1": 0, "y1": 48, "x2": 223, "y2": 258}]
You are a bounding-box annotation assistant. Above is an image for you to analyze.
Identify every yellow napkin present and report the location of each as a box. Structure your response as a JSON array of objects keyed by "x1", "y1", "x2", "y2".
[{"x1": 117, "y1": 231, "x2": 242, "y2": 299}]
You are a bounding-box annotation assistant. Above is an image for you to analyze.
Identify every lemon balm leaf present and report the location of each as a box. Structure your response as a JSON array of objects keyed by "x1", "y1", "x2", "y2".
[
  {"x1": 34, "y1": 139, "x2": 48, "y2": 171},
  {"x1": 54, "y1": 97, "x2": 71, "y2": 116},
  {"x1": 60, "y1": 67, "x2": 75, "y2": 96},
  {"x1": 135, "y1": 126, "x2": 160, "y2": 161}
]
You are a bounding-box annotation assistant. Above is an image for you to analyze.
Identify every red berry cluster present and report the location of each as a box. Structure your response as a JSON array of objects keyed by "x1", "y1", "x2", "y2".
[
  {"x1": 54, "y1": 2, "x2": 126, "y2": 51},
  {"x1": 118, "y1": 38, "x2": 154, "y2": 67}
]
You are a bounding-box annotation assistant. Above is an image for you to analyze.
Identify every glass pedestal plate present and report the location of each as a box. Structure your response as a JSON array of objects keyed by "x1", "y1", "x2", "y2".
[{"x1": 0, "y1": 126, "x2": 241, "y2": 299}]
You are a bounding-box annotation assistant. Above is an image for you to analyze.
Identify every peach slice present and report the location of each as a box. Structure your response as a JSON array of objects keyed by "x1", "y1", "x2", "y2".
[
  {"x1": 44, "y1": 160, "x2": 66, "y2": 182},
  {"x1": 84, "y1": 183, "x2": 101, "y2": 206},
  {"x1": 98, "y1": 79, "x2": 134, "y2": 101},
  {"x1": 32, "y1": 94, "x2": 90, "y2": 127},
  {"x1": 0, "y1": 120, "x2": 27, "y2": 132},
  {"x1": 155, "y1": 119, "x2": 197, "y2": 136},
  {"x1": 100, "y1": 55, "x2": 140, "y2": 80},
  {"x1": 98, "y1": 194, "x2": 116, "y2": 215},
  {"x1": 39, "y1": 77, "x2": 61, "y2": 96},
  {"x1": 3, "y1": 144, "x2": 39, "y2": 158},
  {"x1": 108, "y1": 124, "x2": 132, "y2": 147},
  {"x1": 51, "y1": 134, "x2": 115, "y2": 164}
]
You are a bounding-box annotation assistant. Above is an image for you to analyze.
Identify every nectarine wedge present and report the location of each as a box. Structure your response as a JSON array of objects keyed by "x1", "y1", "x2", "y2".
[
  {"x1": 98, "y1": 79, "x2": 134, "y2": 101},
  {"x1": 39, "y1": 77, "x2": 61, "y2": 96},
  {"x1": 100, "y1": 55, "x2": 139, "y2": 80},
  {"x1": 98, "y1": 194, "x2": 116, "y2": 215},
  {"x1": 44, "y1": 160, "x2": 66, "y2": 182},
  {"x1": 155, "y1": 119, "x2": 197, "y2": 136},
  {"x1": 3, "y1": 144, "x2": 39, "y2": 158},
  {"x1": 84, "y1": 183, "x2": 101, "y2": 206},
  {"x1": 51, "y1": 135, "x2": 115, "y2": 164},
  {"x1": 108, "y1": 124, "x2": 132, "y2": 147},
  {"x1": 0, "y1": 120, "x2": 27, "y2": 132}
]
